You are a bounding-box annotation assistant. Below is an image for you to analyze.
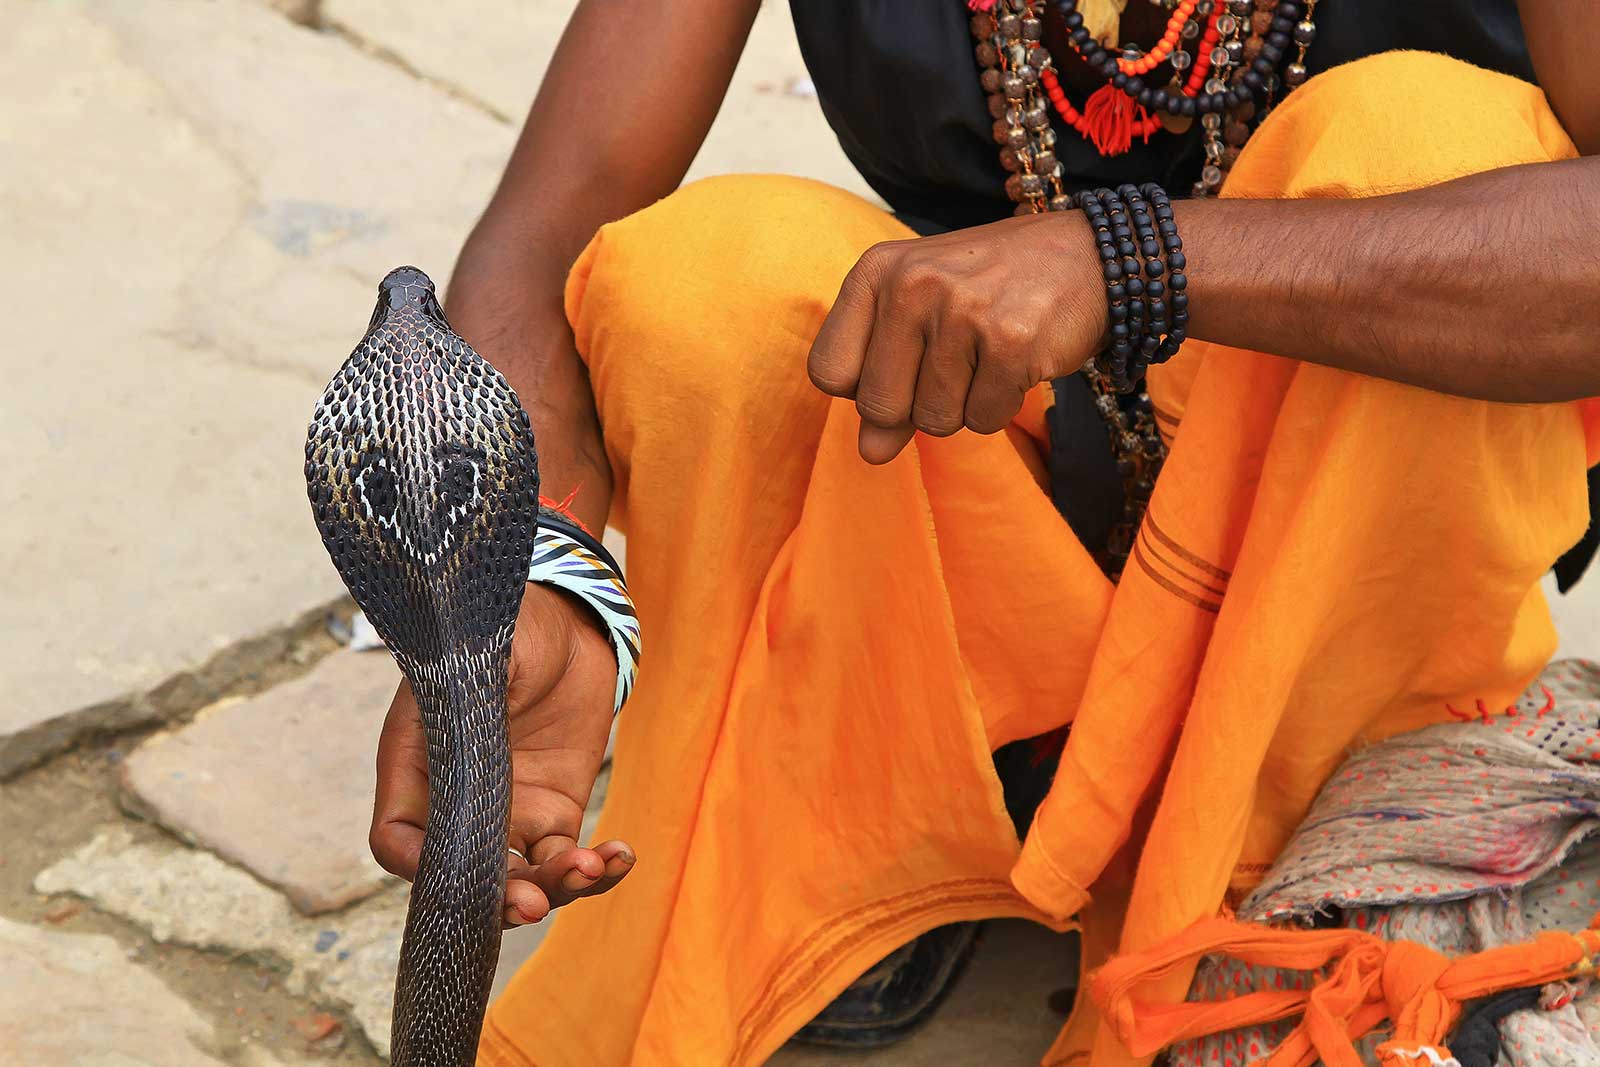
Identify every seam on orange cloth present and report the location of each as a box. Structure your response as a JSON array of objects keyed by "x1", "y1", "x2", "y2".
[
  {"x1": 1014, "y1": 821, "x2": 1097, "y2": 918},
  {"x1": 1137, "y1": 528, "x2": 1229, "y2": 601},
  {"x1": 1131, "y1": 539, "x2": 1222, "y2": 614},
  {"x1": 731, "y1": 878, "x2": 1021, "y2": 1061},
  {"x1": 1143, "y1": 512, "x2": 1232, "y2": 581},
  {"x1": 480, "y1": 1013, "x2": 538, "y2": 1067},
  {"x1": 1151, "y1": 404, "x2": 1181, "y2": 429}
]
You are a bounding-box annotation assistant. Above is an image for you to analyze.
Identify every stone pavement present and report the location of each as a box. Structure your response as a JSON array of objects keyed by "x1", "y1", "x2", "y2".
[
  {"x1": 4, "y1": 0, "x2": 1600, "y2": 1064},
  {"x1": 118, "y1": 650, "x2": 402, "y2": 915},
  {"x1": 0, "y1": 916, "x2": 308, "y2": 1067}
]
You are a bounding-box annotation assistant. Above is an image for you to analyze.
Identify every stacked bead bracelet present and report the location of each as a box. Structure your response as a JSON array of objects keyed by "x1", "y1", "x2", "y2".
[
  {"x1": 528, "y1": 500, "x2": 641, "y2": 714},
  {"x1": 1078, "y1": 183, "x2": 1189, "y2": 393}
]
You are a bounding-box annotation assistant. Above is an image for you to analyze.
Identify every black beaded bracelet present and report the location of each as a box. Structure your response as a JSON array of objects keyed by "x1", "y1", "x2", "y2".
[
  {"x1": 1052, "y1": 0, "x2": 1302, "y2": 116},
  {"x1": 1118, "y1": 184, "x2": 1166, "y2": 365},
  {"x1": 1076, "y1": 190, "x2": 1131, "y2": 388},
  {"x1": 1101, "y1": 188, "x2": 1146, "y2": 386},
  {"x1": 1076, "y1": 184, "x2": 1190, "y2": 393},
  {"x1": 1142, "y1": 184, "x2": 1189, "y2": 363}
]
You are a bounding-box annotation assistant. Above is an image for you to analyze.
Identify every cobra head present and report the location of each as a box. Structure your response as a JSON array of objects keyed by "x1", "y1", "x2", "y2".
[{"x1": 303, "y1": 266, "x2": 540, "y2": 664}]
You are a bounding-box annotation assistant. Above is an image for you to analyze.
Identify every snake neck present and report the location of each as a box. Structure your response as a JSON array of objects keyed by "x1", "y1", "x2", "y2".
[{"x1": 390, "y1": 656, "x2": 511, "y2": 1067}]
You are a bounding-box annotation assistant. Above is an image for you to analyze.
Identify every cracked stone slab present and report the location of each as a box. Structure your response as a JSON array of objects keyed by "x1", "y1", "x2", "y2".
[
  {"x1": 120, "y1": 649, "x2": 403, "y2": 915},
  {"x1": 36, "y1": 827, "x2": 408, "y2": 1058},
  {"x1": 38, "y1": 770, "x2": 613, "y2": 1058},
  {"x1": 319, "y1": 0, "x2": 877, "y2": 197},
  {"x1": 0, "y1": 914, "x2": 302, "y2": 1066},
  {"x1": 0, "y1": 0, "x2": 510, "y2": 776}
]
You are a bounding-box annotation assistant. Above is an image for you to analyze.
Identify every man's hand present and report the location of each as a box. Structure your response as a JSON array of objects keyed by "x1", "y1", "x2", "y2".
[
  {"x1": 371, "y1": 583, "x2": 634, "y2": 927},
  {"x1": 807, "y1": 211, "x2": 1109, "y2": 465}
]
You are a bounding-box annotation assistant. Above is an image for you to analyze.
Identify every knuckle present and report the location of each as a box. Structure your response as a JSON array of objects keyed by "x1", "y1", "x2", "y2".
[
  {"x1": 964, "y1": 409, "x2": 1009, "y2": 435},
  {"x1": 855, "y1": 392, "x2": 907, "y2": 426},
  {"x1": 859, "y1": 239, "x2": 903, "y2": 271},
  {"x1": 913, "y1": 404, "x2": 963, "y2": 437},
  {"x1": 896, "y1": 261, "x2": 944, "y2": 295},
  {"x1": 989, "y1": 320, "x2": 1035, "y2": 354},
  {"x1": 808, "y1": 358, "x2": 851, "y2": 396},
  {"x1": 369, "y1": 830, "x2": 404, "y2": 877},
  {"x1": 853, "y1": 243, "x2": 898, "y2": 287}
]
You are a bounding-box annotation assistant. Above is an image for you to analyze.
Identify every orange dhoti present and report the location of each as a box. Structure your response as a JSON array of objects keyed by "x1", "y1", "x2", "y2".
[{"x1": 480, "y1": 52, "x2": 1595, "y2": 1067}]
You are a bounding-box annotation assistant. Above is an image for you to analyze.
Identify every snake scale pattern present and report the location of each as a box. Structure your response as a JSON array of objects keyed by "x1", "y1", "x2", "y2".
[{"x1": 304, "y1": 267, "x2": 539, "y2": 1065}]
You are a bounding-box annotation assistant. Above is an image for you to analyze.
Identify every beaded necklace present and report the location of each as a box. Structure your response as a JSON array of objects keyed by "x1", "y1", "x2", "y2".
[{"x1": 966, "y1": 0, "x2": 1321, "y2": 578}]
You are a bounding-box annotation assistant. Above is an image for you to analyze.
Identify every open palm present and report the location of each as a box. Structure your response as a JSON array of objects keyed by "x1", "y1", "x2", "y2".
[{"x1": 370, "y1": 583, "x2": 634, "y2": 926}]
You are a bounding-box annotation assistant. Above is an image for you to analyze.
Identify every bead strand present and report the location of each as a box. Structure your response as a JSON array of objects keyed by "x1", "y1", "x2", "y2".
[
  {"x1": 1023, "y1": 0, "x2": 1075, "y2": 210},
  {"x1": 1117, "y1": 183, "x2": 1169, "y2": 367},
  {"x1": 1285, "y1": 0, "x2": 1318, "y2": 90},
  {"x1": 1140, "y1": 183, "x2": 1188, "y2": 361},
  {"x1": 1052, "y1": 0, "x2": 1301, "y2": 117},
  {"x1": 1116, "y1": 0, "x2": 1200, "y2": 76}
]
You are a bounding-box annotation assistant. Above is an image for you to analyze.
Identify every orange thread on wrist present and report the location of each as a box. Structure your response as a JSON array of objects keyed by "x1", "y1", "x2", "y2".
[{"x1": 538, "y1": 488, "x2": 594, "y2": 535}]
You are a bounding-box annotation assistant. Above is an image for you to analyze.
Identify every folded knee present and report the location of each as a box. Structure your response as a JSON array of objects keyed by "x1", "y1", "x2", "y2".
[
  {"x1": 566, "y1": 174, "x2": 906, "y2": 416},
  {"x1": 1227, "y1": 51, "x2": 1573, "y2": 199}
]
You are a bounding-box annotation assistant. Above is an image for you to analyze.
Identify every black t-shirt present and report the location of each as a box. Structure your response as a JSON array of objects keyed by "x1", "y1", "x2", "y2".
[{"x1": 791, "y1": 1, "x2": 1535, "y2": 231}]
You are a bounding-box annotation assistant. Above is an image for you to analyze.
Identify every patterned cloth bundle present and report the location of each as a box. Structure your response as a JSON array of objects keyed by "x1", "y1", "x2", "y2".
[{"x1": 1166, "y1": 660, "x2": 1600, "y2": 1067}]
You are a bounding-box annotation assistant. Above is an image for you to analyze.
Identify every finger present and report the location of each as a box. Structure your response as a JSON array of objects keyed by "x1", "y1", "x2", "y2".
[
  {"x1": 963, "y1": 354, "x2": 1029, "y2": 436},
  {"x1": 503, "y1": 878, "x2": 551, "y2": 928},
  {"x1": 808, "y1": 246, "x2": 891, "y2": 398},
  {"x1": 574, "y1": 839, "x2": 637, "y2": 898},
  {"x1": 853, "y1": 300, "x2": 925, "y2": 435},
  {"x1": 858, "y1": 422, "x2": 917, "y2": 465},
  {"x1": 527, "y1": 845, "x2": 611, "y2": 909},
  {"x1": 370, "y1": 682, "x2": 429, "y2": 881},
  {"x1": 910, "y1": 324, "x2": 978, "y2": 439}
]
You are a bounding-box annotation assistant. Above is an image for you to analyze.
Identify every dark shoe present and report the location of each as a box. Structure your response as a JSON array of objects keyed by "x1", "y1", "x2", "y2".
[
  {"x1": 791, "y1": 738, "x2": 1064, "y2": 1049},
  {"x1": 789, "y1": 922, "x2": 982, "y2": 1049}
]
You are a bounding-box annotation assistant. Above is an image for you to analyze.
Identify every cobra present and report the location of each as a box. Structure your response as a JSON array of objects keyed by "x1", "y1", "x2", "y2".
[{"x1": 304, "y1": 266, "x2": 538, "y2": 1065}]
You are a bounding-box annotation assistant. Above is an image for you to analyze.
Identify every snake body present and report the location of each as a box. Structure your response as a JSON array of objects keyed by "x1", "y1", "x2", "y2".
[{"x1": 304, "y1": 267, "x2": 539, "y2": 1065}]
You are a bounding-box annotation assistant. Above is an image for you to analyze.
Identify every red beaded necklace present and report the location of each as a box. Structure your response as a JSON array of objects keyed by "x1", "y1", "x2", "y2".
[{"x1": 1040, "y1": 3, "x2": 1222, "y2": 155}]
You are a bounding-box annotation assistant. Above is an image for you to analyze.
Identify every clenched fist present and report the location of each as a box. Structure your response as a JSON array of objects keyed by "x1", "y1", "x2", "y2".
[{"x1": 807, "y1": 210, "x2": 1109, "y2": 464}]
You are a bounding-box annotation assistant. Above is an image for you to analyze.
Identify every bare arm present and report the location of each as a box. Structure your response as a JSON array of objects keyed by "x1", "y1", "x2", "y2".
[
  {"x1": 1179, "y1": 0, "x2": 1600, "y2": 400},
  {"x1": 1179, "y1": 156, "x2": 1600, "y2": 403},
  {"x1": 370, "y1": 0, "x2": 762, "y2": 924},
  {"x1": 1518, "y1": 0, "x2": 1600, "y2": 155},
  {"x1": 448, "y1": 0, "x2": 762, "y2": 529}
]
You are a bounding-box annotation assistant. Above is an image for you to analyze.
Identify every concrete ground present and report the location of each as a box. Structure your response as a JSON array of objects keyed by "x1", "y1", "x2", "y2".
[{"x1": 3, "y1": 1, "x2": 1597, "y2": 1065}]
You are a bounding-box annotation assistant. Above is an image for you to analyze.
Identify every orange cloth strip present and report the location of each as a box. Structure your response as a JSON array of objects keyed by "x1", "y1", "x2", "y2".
[{"x1": 1090, "y1": 914, "x2": 1600, "y2": 1067}]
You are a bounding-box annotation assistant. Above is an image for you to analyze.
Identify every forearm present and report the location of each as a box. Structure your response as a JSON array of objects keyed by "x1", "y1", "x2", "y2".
[
  {"x1": 449, "y1": 0, "x2": 760, "y2": 529},
  {"x1": 1174, "y1": 156, "x2": 1600, "y2": 402}
]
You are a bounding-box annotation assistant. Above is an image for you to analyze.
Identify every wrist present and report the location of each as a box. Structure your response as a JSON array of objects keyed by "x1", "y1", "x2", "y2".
[
  {"x1": 1046, "y1": 207, "x2": 1113, "y2": 372},
  {"x1": 527, "y1": 514, "x2": 640, "y2": 713}
]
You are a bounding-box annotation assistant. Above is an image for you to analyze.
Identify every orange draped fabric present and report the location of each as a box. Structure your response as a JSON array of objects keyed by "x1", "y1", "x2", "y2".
[
  {"x1": 1088, "y1": 913, "x2": 1600, "y2": 1067},
  {"x1": 479, "y1": 52, "x2": 1591, "y2": 1067}
]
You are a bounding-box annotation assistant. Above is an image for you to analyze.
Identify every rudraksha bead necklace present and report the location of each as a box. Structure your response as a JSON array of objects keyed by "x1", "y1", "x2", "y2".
[
  {"x1": 966, "y1": 0, "x2": 1319, "y2": 577},
  {"x1": 968, "y1": 0, "x2": 1321, "y2": 184}
]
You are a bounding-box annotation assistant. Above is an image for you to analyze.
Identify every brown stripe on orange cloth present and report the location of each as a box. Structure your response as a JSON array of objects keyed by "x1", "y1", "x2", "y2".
[
  {"x1": 1136, "y1": 527, "x2": 1229, "y2": 600},
  {"x1": 1143, "y1": 512, "x2": 1232, "y2": 583},
  {"x1": 1130, "y1": 538, "x2": 1222, "y2": 614}
]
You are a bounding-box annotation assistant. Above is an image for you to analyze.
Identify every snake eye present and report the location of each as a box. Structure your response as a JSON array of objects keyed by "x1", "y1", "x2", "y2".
[{"x1": 355, "y1": 455, "x2": 399, "y2": 526}]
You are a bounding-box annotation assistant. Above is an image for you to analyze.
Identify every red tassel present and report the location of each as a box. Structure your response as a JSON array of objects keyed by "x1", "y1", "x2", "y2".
[
  {"x1": 967, "y1": 0, "x2": 998, "y2": 10},
  {"x1": 1081, "y1": 83, "x2": 1152, "y2": 157}
]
